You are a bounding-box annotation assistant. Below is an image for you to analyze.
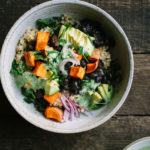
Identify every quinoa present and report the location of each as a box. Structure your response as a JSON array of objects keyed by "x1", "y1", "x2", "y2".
[
  {"x1": 99, "y1": 46, "x2": 111, "y2": 69},
  {"x1": 15, "y1": 28, "x2": 38, "y2": 64}
]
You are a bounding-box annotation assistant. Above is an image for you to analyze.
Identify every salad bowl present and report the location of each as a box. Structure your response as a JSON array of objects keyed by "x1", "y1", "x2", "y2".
[
  {"x1": 123, "y1": 137, "x2": 150, "y2": 150},
  {"x1": 0, "y1": 0, "x2": 134, "y2": 133}
]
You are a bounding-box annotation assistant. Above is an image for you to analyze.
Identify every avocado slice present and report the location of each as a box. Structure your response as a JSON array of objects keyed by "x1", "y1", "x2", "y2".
[
  {"x1": 92, "y1": 92, "x2": 103, "y2": 103},
  {"x1": 90, "y1": 92, "x2": 103, "y2": 108},
  {"x1": 44, "y1": 80, "x2": 60, "y2": 95},
  {"x1": 102, "y1": 84, "x2": 114, "y2": 100},
  {"x1": 98, "y1": 86, "x2": 108, "y2": 102},
  {"x1": 58, "y1": 25, "x2": 94, "y2": 56},
  {"x1": 88, "y1": 91, "x2": 94, "y2": 96}
]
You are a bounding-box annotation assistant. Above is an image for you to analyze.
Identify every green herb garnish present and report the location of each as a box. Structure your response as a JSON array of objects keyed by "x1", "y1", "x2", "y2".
[
  {"x1": 30, "y1": 50, "x2": 41, "y2": 56},
  {"x1": 77, "y1": 46, "x2": 89, "y2": 63},
  {"x1": 59, "y1": 39, "x2": 67, "y2": 46}
]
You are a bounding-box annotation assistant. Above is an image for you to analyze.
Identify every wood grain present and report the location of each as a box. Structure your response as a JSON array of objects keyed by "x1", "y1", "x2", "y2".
[
  {"x1": 0, "y1": 0, "x2": 150, "y2": 53},
  {"x1": 0, "y1": 1, "x2": 150, "y2": 150},
  {"x1": 0, "y1": 116, "x2": 150, "y2": 150},
  {"x1": 1, "y1": 54, "x2": 150, "y2": 116}
]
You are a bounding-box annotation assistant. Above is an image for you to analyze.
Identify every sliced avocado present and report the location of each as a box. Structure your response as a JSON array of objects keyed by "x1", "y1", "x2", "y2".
[
  {"x1": 102, "y1": 84, "x2": 114, "y2": 100},
  {"x1": 90, "y1": 92, "x2": 103, "y2": 108},
  {"x1": 98, "y1": 86, "x2": 108, "y2": 102},
  {"x1": 58, "y1": 25, "x2": 94, "y2": 56},
  {"x1": 88, "y1": 91, "x2": 94, "y2": 96},
  {"x1": 92, "y1": 92, "x2": 103, "y2": 103},
  {"x1": 44, "y1": 80, "x2": 59, "y2": 95}
]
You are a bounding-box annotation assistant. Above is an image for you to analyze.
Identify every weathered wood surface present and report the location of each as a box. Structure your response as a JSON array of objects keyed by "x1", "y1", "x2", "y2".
[
  {"x1": 0, "y1": 0, "x2": 150, "y2": 150},
  {"x1": 0, "y1": 0, "x2": 150, "y2": 53},
  {"x1": 0, "y1": 116, "x2": 150, "y2": 150}
]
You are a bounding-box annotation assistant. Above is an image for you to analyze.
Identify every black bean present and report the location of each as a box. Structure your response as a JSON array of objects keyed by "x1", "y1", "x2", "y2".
[
  {"x1": 49, "y1": 34, "x2": 59, "y2": 46},
  {"x1": 93, "y1": 40, "x2": 104, "y2": 47},
  {"x1": 98, "y1": 61, "x2": 104, "y2": 68},
  {"x1": 83, "y1": 75, "x2": 89, "y2": 80},
  {"x1": 73, "y1": 89, "x2": 79, "y2": 94},
  {"x1": 95, "y1": 76, "x2": 103, "y2": 82},
  {"x1": 80, "y1": 59, "x2": 87, "y2": 67},
  {"x1": 63, "y1": 84, "x2": 70, "y2": 90},
  {"x1": 102, "y1": 76, "x2": 107, "y2": 83},
  {"x1": 74, "y1": 23, "x2": 81, "y2": 29},
  {"x1": 35, "y1": 89, "x2": 44, "y2": 99},
  {"x1": 54, "y1": 45, "x2": 63, "y2": 51},
  {"x1": 89, "y1": 72, "x2": 98, "y2": 79},
  {"x1": 65, "y1": 62, "x2": 72, "y2": 69}
]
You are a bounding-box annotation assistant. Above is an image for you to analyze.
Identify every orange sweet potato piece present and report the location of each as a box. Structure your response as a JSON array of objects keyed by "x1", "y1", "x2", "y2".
[
  {"x1": 45, "y1": 106, "x2": 63, "y2": 122},
  {"x1": 69, "y1": 66, "x2": 85, "y2": 80},
  {"x1": 86, "y1": 61, "x2": 99, "y2": 74},
  {"x1": 24, "y1": 51, "x2": 35, "y2": 67},
  {"x1": 32, "y1": 61, "x2": 47, "y2": 78},
  {"x1": 73, "y1": 50, "x2": 83, "y2": 61},
  {"x1": 88, "y1": 48, "x2": 101, "y2": 61},
  {"x1": 44, "y1": 92, "x2": 59, "y2": 104},
  {"x1": 35, "y1": 32, "x2": 50, "y2": 50}
]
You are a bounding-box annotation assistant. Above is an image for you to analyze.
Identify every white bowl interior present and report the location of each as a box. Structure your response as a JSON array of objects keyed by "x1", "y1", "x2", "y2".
[
  {"x1": 0, "y1": 1, "x2": 133, "y2": 133},
  {"x1": 124, "y1": 137, "x2": 150, "y2": 150}
]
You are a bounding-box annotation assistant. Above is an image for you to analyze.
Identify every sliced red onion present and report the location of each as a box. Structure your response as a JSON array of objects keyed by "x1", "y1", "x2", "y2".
[
  {"x1": 60, "y1": 95, "x2": 70, "y2": 112},
  {"x1": 59, "y1": 43, "x2": 80, "y2": 75},
  {"x1": 60, "y1": 93, "x2": 91, "y2": 122},
  {"x1": 63, "y1": 94, "x2": 80, "y2": 118},
  {"x1": 63, "y1": 109, "x2": 69, "y2": 122}
]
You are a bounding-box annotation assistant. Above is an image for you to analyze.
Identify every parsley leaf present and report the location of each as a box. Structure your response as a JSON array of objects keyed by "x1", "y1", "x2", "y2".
[
  {"x1": 59, "y1": 39, "x2": 67, "y2": 46},
  {"x1": 21, "y1": 88, "x2": 36, "y2": 104},
  {"x1": 77, "y1": 46, "x2": 84, "y2": 55},
  {"x1": 77, "y1": 46, "x2": 89, "y2": 63},
  {"x1": 30, "y1": 50, "x2": 41, "y2": 56}
]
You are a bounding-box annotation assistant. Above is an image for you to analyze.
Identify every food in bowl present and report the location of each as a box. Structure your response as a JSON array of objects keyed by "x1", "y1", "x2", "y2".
[{"x1": 10, "y1": 14, "x2": 121, "y2": 122}]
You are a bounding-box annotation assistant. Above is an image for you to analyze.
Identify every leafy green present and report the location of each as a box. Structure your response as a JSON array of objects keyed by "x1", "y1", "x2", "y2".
[
  {"x1": 21, "y1": 88, "x2": 36, "y2": 104},
  {"x1": 36, "y1": 17, "x2": 61, "y2": 34},
  {"x1": 77, "y1": 46, "x2": 84, "y2": 55},
  {"x1": 76, "y1": 80, "x2": 100, "y2": 109},
  {"x1": 59, "y1": 39, "x2": 67, "y2": 46},
  {"x1": 14, "y1": 71, "x2": 45, "y2": 90},
  {"x1": 77, "y1": 46, "x2": 89, "y2": 63},
  {"x1": 30, "y1": 50, "x2": 41, "y2": 56},
  {"x1": 10, "y1": 59, "x2": 32, "y2": 76},
  {"x1": 35, "y1": 55, "x2": 48, "y2": 62}
]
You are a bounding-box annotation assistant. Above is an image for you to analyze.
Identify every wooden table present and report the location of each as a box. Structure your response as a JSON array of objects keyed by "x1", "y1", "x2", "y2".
[{"x1": 0, "y1": 0, "x2": 150, "y2": 149}]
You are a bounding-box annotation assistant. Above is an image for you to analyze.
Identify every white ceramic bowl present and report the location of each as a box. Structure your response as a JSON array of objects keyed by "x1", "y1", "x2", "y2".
[
  {"x1": 123, "y1": 137, "x2": 150, "y2": 150},
  {"x1": 0, "y1": 0, "x2": 134, "y2": 133}
]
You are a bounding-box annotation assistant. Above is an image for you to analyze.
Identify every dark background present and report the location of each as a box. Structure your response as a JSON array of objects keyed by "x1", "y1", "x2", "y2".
[{"x1": 0, "y1": 0, "x2": 150, "y2": 150}]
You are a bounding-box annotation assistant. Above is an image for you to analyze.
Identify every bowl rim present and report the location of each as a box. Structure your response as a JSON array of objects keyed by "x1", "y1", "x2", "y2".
[
  {"x1": 123, "y1": 137, "x2": 150, "y2": 150},
  {"x1": 0, "y1": 0, "x2": 134, "y2": 133}
]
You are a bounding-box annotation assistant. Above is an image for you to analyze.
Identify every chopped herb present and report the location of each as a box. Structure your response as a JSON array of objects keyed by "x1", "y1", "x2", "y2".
[
  {"x1": 30, "y1": 50, "x2": 41, "y2": 56},
  {"x1": 36, "y1": 17, "x2": 61, "y2": 35},
  {"x1": 10, "y1": 60, "x2": 19, "y2": 75},
  {"x1": 59, "y1": 22, "x2": 72, "y2": 39},
  {"x1": 21, "y1": 88, "x2": 36, "y2": 104},
  {"x1": 83, "y1": 54, "x2": 89, "y2": 63},
  {"x1": 46, "y1": 50, "x2": 59, "y2": 55},
  {"x1": 35, "y1": 55, "x2": 48, "y2": 62},
  {"x1": 68, "y1": 45, "x2": 73, "y2": 49},
  {"x1": 59, "y1": 39, "x2": 67, "y2": 46},
  {"x1": 77, "y1": 46, "x2": 89, "y2": 63},
  {"x1": 77, "y1": 46, "x2": 84, "y2": 55}
]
